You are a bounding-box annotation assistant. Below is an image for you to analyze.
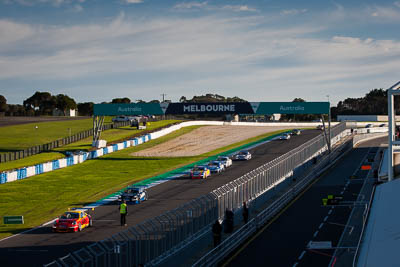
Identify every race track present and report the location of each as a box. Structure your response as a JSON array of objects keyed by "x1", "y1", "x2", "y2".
[{"x1": 0, "y1": 129, "x2": 322, "y2": 267}]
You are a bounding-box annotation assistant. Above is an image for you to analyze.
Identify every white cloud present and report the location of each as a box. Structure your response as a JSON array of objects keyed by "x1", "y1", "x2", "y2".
[
  {"x1": 281, "y1": 9, "x2": 307, "y2": 16},
  {"x1": 0, "y1": 19, "x2": 34, "y2": 45},
  {"x1": 324, "y1": 3, "x2": 400, "y2": 23},
  {"x1": 2, "y1": 0, "x2": 83, "y2": 7},
  {"x1": 174, "y1": 2, "x2": 256, "y2": 12},
  {"x1": 123, "y1": 0, "x2": 143, "y2": 4},
  {"x1": 221, "y1": 5, "x2": 257, "y2": 12},
  {"x1": 72, "y1": 4, "x2": 83, "y2": 12},
  {"x1": 1, "y1": 12, "x2": 399, "y2": 104},
  {"x1": 174, "y1": 1, "x2": 208, "y2": 9}
]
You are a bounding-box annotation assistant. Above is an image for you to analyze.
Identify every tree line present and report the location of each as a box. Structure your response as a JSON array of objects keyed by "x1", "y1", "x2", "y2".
[{"x1": 0, "y1": 89, "x2": 393, "y2": 119}]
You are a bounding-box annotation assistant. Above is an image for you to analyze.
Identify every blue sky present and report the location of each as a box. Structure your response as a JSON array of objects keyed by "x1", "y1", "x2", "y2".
[{"x1": 0, "y1": 0, "x2": 399, "y2": 105}]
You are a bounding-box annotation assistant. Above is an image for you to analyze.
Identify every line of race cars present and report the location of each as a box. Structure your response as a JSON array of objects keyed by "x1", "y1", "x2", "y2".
[
  {"x1": 190, "y1": 152, "x2": 250, "y2": 179},
  {"x1": 52, "y1": 129, "x2": 302, "y2": 233}
]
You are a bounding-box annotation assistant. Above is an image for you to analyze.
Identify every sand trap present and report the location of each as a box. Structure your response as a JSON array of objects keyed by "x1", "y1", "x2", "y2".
[{"x1": 131, "y1": 125, "x2": 294, "y2": 157}]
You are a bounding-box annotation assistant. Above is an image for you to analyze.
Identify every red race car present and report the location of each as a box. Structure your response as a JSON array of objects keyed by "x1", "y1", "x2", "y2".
[{"x1": 52, "y1": 209, "x2": 92, "y2": 232}]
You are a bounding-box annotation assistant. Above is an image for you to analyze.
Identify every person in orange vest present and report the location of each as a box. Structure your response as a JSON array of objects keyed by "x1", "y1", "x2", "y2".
[{"x1": 119, "y1": 200, "x2": 128, "y2": 226}]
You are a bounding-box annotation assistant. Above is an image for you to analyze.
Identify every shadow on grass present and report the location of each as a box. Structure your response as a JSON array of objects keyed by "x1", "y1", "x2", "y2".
[
  {"x1": 0, "y1": 227, "x2": 36, "y2": 236},
  {"x1": 0, "y1": 148, "x2": 24, "y2": 153}
]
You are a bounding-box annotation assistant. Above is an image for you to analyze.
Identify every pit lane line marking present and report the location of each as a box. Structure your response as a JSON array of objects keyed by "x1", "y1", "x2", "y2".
[
  {"x1": 292, "y1": 262, "x2": 299, "y2": 267},
  {"x1": 313, "y1": 231, "x2": 319, "y2": 238},
  {"x1": 298, "y1": 251, "x2": 306, "y2": 260},
  {"x1": 328, "y1": 209, "x2": 333, "y2": 215},
  {"x1": 9, "y1": 249, "x2": 48, "y2": 252},
  {"x1": 323, "y1": 216, "x2": 328, "y2": 222},
  {"x1": 318, "y1": 223, "x2": 324, "y2": 229}
]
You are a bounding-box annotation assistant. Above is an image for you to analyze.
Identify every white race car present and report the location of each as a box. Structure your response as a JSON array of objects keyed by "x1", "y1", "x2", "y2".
[
  {"x1": 234, "y1": 151, "x2": 252, "y2": 161},
  {"x1": 217, "y1": 156, "x2": 233, "y2": 168}
]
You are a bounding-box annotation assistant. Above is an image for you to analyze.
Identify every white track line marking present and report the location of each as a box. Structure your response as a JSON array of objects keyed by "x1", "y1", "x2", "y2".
[
  {"x1": 298, "y1": 251, "x2": 306, "y2": 260},
  {"x1": 328, "y1": 209, "x2": 333, "y2": 215},
  {"x1": 292, "y1": 262, "x2": 299, "y2": 267},
  {"x1": 313, "y1": 231, "x2": 319, "y2": 238},
  {"x1": 324, "y1": 216, "x2": 328, "y2": 222},
  {"x1": 319, "y1": 223, "x2": 324, "y2": 229}
]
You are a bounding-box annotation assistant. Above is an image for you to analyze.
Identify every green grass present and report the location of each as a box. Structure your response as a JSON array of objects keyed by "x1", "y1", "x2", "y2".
[
  {"x1": 54, "y1": 120, "x2": 181, "y2": 152},
  {"x1": 0, "y1": 126, "x2": 289, "y2": 238},
  {"x1": 0, "y1": 118, "x2": 95, "y2": 153},
  {"x1": 0, "y1": 120, "x2": 181, "y2": 172}
]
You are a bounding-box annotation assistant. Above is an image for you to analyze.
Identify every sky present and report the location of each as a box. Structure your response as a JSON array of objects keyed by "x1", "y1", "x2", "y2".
[{"x1": 0, "y1": 0, "x2": 399, "y2": 106}]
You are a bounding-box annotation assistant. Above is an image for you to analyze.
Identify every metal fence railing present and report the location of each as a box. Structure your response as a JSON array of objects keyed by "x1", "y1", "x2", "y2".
[
  {"x1": 193, "y1": 124, "x2": 352, "y2": 267},
  {"x1": 45, "y1": 123, "x2": 348, "y2": 267},
  {"x1": 0, "y1": 121, "x2": 132, "y2": 164}
]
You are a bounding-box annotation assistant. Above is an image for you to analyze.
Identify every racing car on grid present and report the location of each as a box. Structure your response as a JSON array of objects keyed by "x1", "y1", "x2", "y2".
[
  {"x1": 52, "y1": 209, "x2": 92, "y2": 232},
  {"x1": 279, "y1": 133, "x2": 291, "y2": 140},
  {"x1": 118, "y1": 187, "x2": 148, "y2": 203},
  {"x1": 207, "y1": 160, "x2": 225, "y2": 173},
  {"x1": 291, "y1": 129, "x2": 301, "y2": 135},
  {"x1": 190, "y1": 165, "x2": 211, "y2": 179},
  {"x1": 234, "y1": 151, "x2": 252, "y2": 161},
  {"x1": 217, "y1": 156, "x2": 233, "y2": 168}
]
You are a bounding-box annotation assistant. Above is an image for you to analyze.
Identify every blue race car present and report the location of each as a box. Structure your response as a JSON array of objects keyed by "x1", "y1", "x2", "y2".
[
  {"x1": 118, "y1": 187, "x2": 148, "y2": 204},
  {"x1": 207, "y1": 161, "x2": 225, "y2": 173}
]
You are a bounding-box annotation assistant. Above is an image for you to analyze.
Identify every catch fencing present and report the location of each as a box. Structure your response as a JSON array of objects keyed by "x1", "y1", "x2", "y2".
[
  {"x1": 45, "y1": 123, "x2": 349, "y2": 267},
  {"x1": 0, "y1": 121, "x2": 131, "y2": 164}
]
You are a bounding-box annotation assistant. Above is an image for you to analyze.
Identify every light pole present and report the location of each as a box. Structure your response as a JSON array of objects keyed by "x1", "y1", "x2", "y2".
[{"x1": 327, "y1": 95, "x2": 331, "y2": 154}]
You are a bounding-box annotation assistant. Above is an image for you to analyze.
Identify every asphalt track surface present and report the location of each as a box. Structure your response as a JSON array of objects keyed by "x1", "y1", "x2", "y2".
[
  {"x1": 225, "y1": 137, "x2": 385, "y2": 267},
  {"x1": 0, "y1": 129, "x2": 322, "y2": 267}
]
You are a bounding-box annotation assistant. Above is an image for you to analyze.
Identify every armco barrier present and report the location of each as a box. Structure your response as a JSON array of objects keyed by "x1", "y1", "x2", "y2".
[{"x1": 47, "y1": 123, "x2": 349, "y2": 266}]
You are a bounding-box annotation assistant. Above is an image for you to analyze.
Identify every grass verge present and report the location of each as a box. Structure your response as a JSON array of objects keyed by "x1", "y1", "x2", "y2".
[
  {"x1": 0, "y1": 127, "x2": 289, "y2": 239},
  {"x1": 0, "y1": 120, "x2": 181, "y2": 172},
  {"x1": 0, "y1": 118, "x2": 94, "y2": 153}
]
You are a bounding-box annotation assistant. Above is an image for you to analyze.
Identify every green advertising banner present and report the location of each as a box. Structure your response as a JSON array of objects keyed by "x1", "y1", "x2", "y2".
[
  {"x1": 94, "y1": 102, "x2": 330, "y2": 116},
  {"x1": 3, "y1": 215, "x2": 24, "y2": 224},
  {"x1": 94, "y1": 103, "x2": 164, "y2": 116},
  {"x1": 251, "y1": 102, "x2": 329, "y2": 114}
]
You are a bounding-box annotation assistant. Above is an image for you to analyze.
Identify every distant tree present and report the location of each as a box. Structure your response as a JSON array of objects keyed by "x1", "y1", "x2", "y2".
[
  {"x1": 136, "y1": 100, "x2": 146, "y2": 103},
  {"x1": 23, "y1": 91, "x2": 56, "y2": 115},
  {"x1": 112, "y1": 97, "x2": 131, "y2": 104},
  {"x1": 179, "y1": 96, "x2": 187, "y2": 102},
  {"x1": 149, "y1": 99, "x2": 160, "y2": 103},
  {"x1": 55, "y1": 94, "x2": 77, "y2": 116},
  {"x1": 0, "y1": 95, "x2": 7, "y2": 112},
  {"x1": 334, "y1": 88, "x2": 390, "y2": 117},
  {"x1": 77, "y1": 102, "x2": 94, "y2": 116},
  {"x1": 226, "y1": 96, "x2": 247, "y2": 102}
]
